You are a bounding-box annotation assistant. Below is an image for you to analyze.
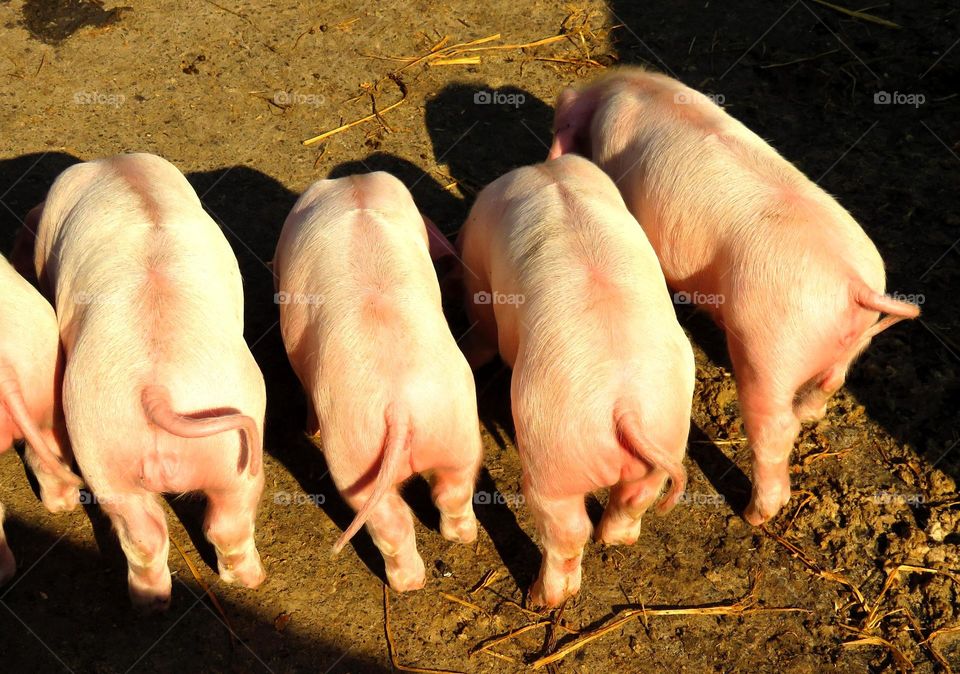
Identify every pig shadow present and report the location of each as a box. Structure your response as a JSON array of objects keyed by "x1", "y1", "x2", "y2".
[
  {"x1": 0, "y1": 518, "x2": 388, "y2": 672},
  {"x1": 0, "y1": 151, "x2": 81, "y2": 249},
  {"x1": 424, "y1": 83, "x2": 555, "y2": 204},
  {"x1": 687, "y1": 424, "x2": 752, "y2": 514},
  {"x1": 471, "y1": 360, "x2": 542, "y2": 589},
  {"x1": 419, "y1": 83, "x2": 564, "y2": 585}
]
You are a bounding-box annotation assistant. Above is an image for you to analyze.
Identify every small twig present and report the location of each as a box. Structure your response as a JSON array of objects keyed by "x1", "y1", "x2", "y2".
[
  {"x1": 762, "y1": 525, "x2": 867, "y2": 609},
  {"x1": 545, "y1": 600, "x2": 567, "y2": 653},
  {"x1": 810, "y1": 0, "x2": 901, "y2": 28},
  {"x1": 441, "y1": 593, "x2": 484, "y2": 613},
  {"x1": 170, "y1": 537, "x2": 236, "y2": 647},
  {"x1": 501, "y1": 600, "x2": 578, "y2": 634},
  {"x1": 690, "y1": 438, "x2": 746, "y2": 446},
  {"x1": 470, "y1": 621, "x2": 551, "y2": 656},
  {"x1": 761, "y1": 48, "x2": 840, "y2": 69},
  {"x1": 801, "y1": 448, "x2": 853, "y2": 466},
  {"x1": 864, "y1": 564, "x2": 960, "y2": 631},
  {"x1": 430, "y1": 57, "x2": 482, "y2": 66},
  {"x1": 904, "y1": 609, "x2": 952, "y2": 672},
  {"x1": 384, "y1": 586, "x2": 464, "y2": 674},
  {"x1": 843, "y1": 635, "x2": 913, "y2": 670},
  {"x1": 476, "y1": 649, "x2": 517, "y2": 663},
  {"x1": 530, "y1": 595, "x2": 808, "y2": 669},
  {"x1": 469, "y1": 570, "x2": 499, "y2": 596},
  {"x1": 303, "y1": 75, "x2": 408, "y2": 146},
  {"x1": 782, "y1": 490, "x2": 815, "y2": 535}
]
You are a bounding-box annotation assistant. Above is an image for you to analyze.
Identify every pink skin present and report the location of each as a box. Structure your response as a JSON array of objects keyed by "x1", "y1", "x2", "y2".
[
  {"x1": 29, "y1": 153, "x2": 267, "y2": 612},
  {"x1": 1, "y1": 256, "x2": 83, "y2": 584},
  {"x1": 549, "y1": 68, "x2": 921, "y2": 525},
  {"x1": 274, "y1": 172, "x2": 483, "y2": 592},
  {"x1": 458, "y1": 155, "x2": 694, "y2": 607}
]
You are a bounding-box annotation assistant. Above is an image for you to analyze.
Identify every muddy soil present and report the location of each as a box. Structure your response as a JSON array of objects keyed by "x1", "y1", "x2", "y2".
[{"x1": 0, "y1": 1, "x2": 957, "y2": 672}]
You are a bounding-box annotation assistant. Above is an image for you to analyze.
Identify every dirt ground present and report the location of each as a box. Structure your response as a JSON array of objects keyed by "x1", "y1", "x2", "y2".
[{"x1": 0, "y1": 1, "x2": 958, "y2": 672}]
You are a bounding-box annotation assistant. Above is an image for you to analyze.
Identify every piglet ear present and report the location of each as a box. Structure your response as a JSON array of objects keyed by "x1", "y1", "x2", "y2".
[
  {"x1": 422, "y1": 214, "x2": 457, "y2": 263},
  {"x1": 548, "y1": 87, "x2": 596, "y2": 160},
  {"x1": 421, "y1": 214, "x2": 463, "y2": 310},
  {"x1": 10, "y1": 202, "x2": 44, "y2": 283}
]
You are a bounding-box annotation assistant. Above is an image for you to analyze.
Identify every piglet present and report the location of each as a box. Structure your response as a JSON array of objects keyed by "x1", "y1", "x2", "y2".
[
  {"x1": 275, "y1": 172, "x2": 483, "y2": 592},
  {"x1": 549, "y1": 67, "x2": 921, "y2": 525},
  {"x1": 28, "y1": 153, "x2": 267, "y2": 611},
  {"x1": 1, "y1": 255, "x2": 82, "y2": 583},
  {"x1": 459, "y1": 154, "x2": 695, "y2": 607}
]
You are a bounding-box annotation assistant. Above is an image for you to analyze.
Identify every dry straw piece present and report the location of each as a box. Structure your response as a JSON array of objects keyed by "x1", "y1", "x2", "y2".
[
  {"x1": 529, "y1": 589, "x2": 809, "y2": 669},
  {"x1": 302, "y1": 75, "x2": 409, "y2": 146},
  {"x1": 440, "y1": 592, "x2": 485, "y2": 614},
  {"x1": 765, "y1": 524, "x2": 960, "y2": 669},
  {"x1": 810, "y1": 0, "x2": 902, "y2": 29},
  {"x1": 303, "y1": 16, "x2": 614, "y2": 147},
  {"x1": 761, "y1": 525, "x2": 868, "y2": 608},
  {"x1": 469, "y1": 569, "x2": 499, "y2": 595}
]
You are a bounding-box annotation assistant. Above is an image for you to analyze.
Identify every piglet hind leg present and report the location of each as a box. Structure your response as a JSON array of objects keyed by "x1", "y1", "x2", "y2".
[
  {"x1": 103, "y1": 492, "x2": 172, "y2": 613},
  {"x1": 0, "y1": 502, "x2": 16, "y2": 584},
  {"x1": 737, "y1": 380, "x2": 802, "y2": 526},
  {"x1": 430, "y1": 464, "x2": 479, "y2": 544},
  {"x1": 204, "y1": 477, "x2": 266, "y2": 589},
  {"x1": 526, "y1": 487, "x2": 592, "y2": 608},
  {"x1": 24, "y1": 427, "x2": 80, "y2": 513},
  {"x1": 595, "y1": 471, "x2": 666, "y2": 546},
  {"x1": 348, "y1": 490, "x2": 426, "y2": 592}
]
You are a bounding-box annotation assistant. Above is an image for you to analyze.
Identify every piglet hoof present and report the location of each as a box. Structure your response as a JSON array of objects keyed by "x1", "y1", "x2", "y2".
[
  {"x1": 40, "y1": 485, "x2": 81, "y2": 514},
  {"x1": 595, "y1": 530, "x2": 640, "y2": 547},
  {"x1": 129, "y1": 584, "x2": 172, "y2": 614},
  {"x1": 218, "y1": 551, "x2": 266, "y2": 589},
  {"x1": 385, "y1": 556, "x2": 426, "y2": 592},
  {"x1": 744, "y1": 491, "x2": 789, "y2": 526},
  {"x1": 595, "y1": 519, "x2": 642, "y2": 546},
  {"x1": 529, "y1": 569, "x2": 580, "y2": 609},
  {"x1": 0, "y1": 544, "x2": 16, "y2": 585},
  {"x1": 440, "y1": 514, "x2": 478, "y2": 545}
]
